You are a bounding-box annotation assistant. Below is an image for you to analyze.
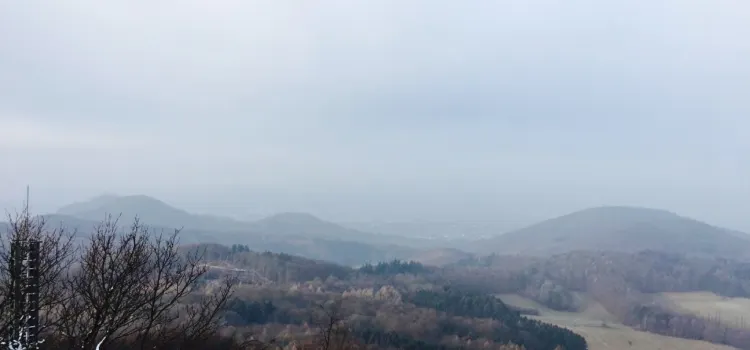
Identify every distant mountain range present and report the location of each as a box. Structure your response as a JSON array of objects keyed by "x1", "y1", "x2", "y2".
[
  {"x1": 469, "y1": 206, "x2": 750, "y2": 260},
  {"x1": 57, "y1": 194, "x2": 248, "y2": 231},
  {"x1": 48, "y1": 194, "x2": 430, "y2": 265},
  {"x1": 6, "y1": 194, "x2": 750, "y2": 264},
  {"x1": 56, "y1": 194, "x2": 445, "y2": 247}
]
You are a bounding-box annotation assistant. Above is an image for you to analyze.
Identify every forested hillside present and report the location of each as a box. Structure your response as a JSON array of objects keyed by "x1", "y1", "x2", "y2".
[
  {"x1": 192, "y1": 237, "x2": 750, "y2": 349},
  {"x1": 5, "y1": 213, "x2": 581, "y2": 349},
  {"x1": 197, "y1": 246, "x2": 587, "y2": 349},
  {"x1": 7, "y1": 207, "x2": 750, "y2": 349},
  {"x1": 450, "y1": 250, "x2": 750, "y2": 348}
]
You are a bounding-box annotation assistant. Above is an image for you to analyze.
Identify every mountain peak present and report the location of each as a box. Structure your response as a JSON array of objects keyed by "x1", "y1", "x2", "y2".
[
  {"x1": 577, "y1": 205, "x2": 676, "y2": 216},
  {"x1": 472, "y1": 205, "x2": 750, "y2": 259},
  {"x1": 106, "y1": 195, "x2": 175, "y2": 209},
  {"x1": 56, "y1": 194, "x2": 241, "y2": 230}
]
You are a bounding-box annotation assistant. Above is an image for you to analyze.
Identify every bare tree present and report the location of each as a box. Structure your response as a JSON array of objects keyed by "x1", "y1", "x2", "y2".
[
  {"x1": 310, "y1": 299, "x2": 359, "y2": 350},
  {"x1": 53, "y1": 215, "x2": 235, "y2": 350},
  {"x1": 0, "y1": 209, "x2": 76, "y2": 337}
]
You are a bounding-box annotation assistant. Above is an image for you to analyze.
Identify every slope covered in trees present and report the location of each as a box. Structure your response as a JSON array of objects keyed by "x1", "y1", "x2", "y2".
[
  {"x1": 0, "y1": 212, "x2": 235, "y2": 349},
  {"x1": 17, "y1": 197, "x2": 750, "y2": 349},
  {"x1": 199, "y1": 243, "x2": 750, "y2": 349},
  {"x1": 188, "y1": 244, "x2": 587, "y2": 349},
  {"x1": 449, "y1": 250, "x2": 750, "y2": 349},
  {"x1": 407, "y1": 288, "x2": 586, "y2": 350}
]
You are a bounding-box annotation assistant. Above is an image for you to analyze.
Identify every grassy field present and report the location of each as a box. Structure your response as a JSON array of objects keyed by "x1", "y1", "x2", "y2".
[
  {"x1": 660, "y1": 292, "x2": 750, "y2": 329},
  {"x1": 497, "y1": 294, "x2": 737, "y2": 350}
]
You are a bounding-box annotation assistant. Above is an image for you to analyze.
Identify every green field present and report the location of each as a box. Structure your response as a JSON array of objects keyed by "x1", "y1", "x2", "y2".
[
  {"x1": 497, "y1": 294, "x2": 736, "y2": 350},
  {"x1": 660, "y1": 292, "x2": 750, "y2": 330}
]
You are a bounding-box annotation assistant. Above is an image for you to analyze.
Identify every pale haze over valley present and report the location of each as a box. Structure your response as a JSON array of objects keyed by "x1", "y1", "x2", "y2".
[
  {"x1": 5, "y1": 3, "x2": 750, "y2": 349},
  {"x1": 2, "y1": 1, "x2": 750, "y2": 233}
]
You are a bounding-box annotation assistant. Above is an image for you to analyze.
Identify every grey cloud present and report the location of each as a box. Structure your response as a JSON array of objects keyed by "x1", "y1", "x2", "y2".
[{"x1": 1, "y1": 1, "x2": 749, "y2": 228}]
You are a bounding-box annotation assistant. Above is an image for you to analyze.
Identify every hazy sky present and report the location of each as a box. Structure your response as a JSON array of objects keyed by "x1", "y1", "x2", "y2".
[{"x1": 1, "y1": 1, "x2": 749, "y2": 228}]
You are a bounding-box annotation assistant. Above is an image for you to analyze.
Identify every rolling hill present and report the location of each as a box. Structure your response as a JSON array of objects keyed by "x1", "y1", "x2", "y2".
[
  {"x1": 56, "y1": 196, "x2": 397, "y2": 241},
  {"x1": 57, "y1": 194, "x2": 248, "y2": 231},
  {"x1": 246, "y1": 212, "x2": 424, "y2": 246},
  {"x1": 470, "y1": 206, "x2": 750, "y2": 259},
  {"x1": 49, "y1": 195, "x2": 429, "y2": 265},
  {"x1": 54, "y1": 194, "x2": 438, "y2": 246}
]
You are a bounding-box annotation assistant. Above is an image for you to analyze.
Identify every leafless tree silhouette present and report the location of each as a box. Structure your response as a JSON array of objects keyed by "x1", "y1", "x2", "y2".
[
  {"x1": 0, "y1": 210, "x2": 76, "y2": 338},
  {"x1": 310, "y1": 299, "x2": 359, "y2": 350},
  {"x1": 0, "y1": 213, "x2": 234, "y2": 350}
]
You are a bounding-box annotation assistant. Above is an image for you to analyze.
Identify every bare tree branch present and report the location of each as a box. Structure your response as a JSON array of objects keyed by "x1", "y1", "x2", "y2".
[
  {"x1": 52, "y1": 215, "x2": 236, "y2": 349},
  {"x1": 0, "y1": 209, "x2": 76, "y2": 338}
]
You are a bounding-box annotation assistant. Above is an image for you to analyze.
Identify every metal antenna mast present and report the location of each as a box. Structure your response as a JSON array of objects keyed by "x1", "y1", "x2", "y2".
[{"x1": 5, "y1": 186, "x2": 41, "y2": 349}]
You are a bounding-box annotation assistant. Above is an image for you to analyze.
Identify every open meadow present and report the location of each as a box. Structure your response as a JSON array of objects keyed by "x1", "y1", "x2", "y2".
[
  {"x1": 660, "y1": 292, "x2": 750, "y2": 330},
  {"x1": 497, "y1": 294, "x2": 737, "y2": 350}
]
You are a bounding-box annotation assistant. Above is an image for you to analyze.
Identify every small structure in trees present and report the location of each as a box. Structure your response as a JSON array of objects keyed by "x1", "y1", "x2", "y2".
[{"x1": 4, "y1": 237, "x2": 41, "y2": 349}]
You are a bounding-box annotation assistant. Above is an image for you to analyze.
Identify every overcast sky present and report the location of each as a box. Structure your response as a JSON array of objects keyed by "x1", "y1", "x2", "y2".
[{"x1": 1, "y1": 1, "x2": 749, "y2": 228}]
